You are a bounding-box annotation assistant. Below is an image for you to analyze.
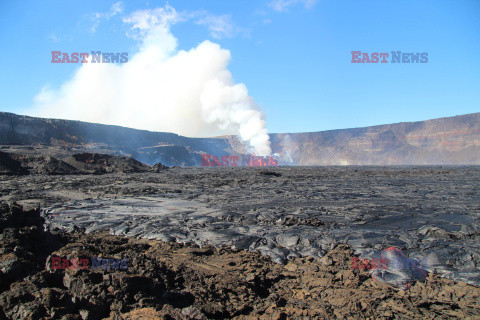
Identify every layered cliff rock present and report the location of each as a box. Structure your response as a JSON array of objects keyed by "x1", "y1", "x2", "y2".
[
  {"x1": 1, "y1": 112, "x2": 479, "y2": 165},
  {"x1": 269, "y1": 113, "x2": 480, "y2": 165}
]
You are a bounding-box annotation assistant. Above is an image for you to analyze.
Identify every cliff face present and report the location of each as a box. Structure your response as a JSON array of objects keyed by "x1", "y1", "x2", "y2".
[
  {"x1": 0, "y1": 112, "x2": 234, "y2": 166},
  {"x1": 269, "y1": 113, "x2": 480, "y2": 165},
  {"x1": 1, "y1": 112, "x2": 479, "y2": 165}
]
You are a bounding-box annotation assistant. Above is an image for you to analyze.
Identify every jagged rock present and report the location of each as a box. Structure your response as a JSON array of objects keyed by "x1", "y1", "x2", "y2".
[
  {"x1": 1, "y1": 167, "x2": 480, "y2": 318},
  {"x1": 0, "y1": 151, "x2": 28, "y2": 175},
  {"x1": 65, "y1": 153, "x2": 151, "y2": 174},
  {"x1": 1, "y1": 204, "x2": 480, "y2": 319},
  {"x1": 152, "y1": 162, "x2": 168, "y2": 172},
  {"x1": 11, "y1": 154, "x2": 78, "y2": 175}
]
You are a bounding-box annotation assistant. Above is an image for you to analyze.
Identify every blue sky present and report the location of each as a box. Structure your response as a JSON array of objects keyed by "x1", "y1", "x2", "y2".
[{"x1": 0, "y1": 0, "x2": 479, "y2": 135}]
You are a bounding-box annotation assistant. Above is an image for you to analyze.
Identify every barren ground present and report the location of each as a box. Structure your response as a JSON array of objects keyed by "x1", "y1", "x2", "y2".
[{"x1": 1, "y1": 166, "x2": 480, "y2": 319}]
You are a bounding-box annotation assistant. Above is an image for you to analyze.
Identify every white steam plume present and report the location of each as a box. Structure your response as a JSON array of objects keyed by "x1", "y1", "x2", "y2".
[{"x1": 30, "y1": 5, "x2": 271, "y2": 155}]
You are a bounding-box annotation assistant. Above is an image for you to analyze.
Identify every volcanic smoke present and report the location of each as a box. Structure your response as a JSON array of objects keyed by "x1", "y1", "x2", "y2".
[{"x1": 30, "y1": 6, "x2": 272, "y2": 155}]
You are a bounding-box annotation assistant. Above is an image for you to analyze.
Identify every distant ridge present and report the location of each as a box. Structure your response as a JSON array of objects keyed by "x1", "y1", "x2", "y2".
[
  {"x1": 269, "y1": 113, "x2": 480, "y2": 165},
  {"x1": 0, "y1": 112, "x2": 233, "y2": 166},
  {"x1": 1, "y1": 112, "x2": 479, "y2": 165}
]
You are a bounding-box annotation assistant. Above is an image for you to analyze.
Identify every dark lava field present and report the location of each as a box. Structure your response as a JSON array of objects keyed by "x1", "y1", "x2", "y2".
[
  {"x1": 3, "y1": 166, "x2": 480, "y2": 284},
  {"x1": 1, "y1": 165, "x2": 480, "y2": 319}
]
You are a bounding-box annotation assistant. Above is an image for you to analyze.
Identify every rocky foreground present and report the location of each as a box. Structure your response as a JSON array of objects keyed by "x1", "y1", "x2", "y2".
[
  {"x1": 1, "y1": 156, "x2": 480, "y2": 319},
  {"x1": 2, "y1": 160, "x2": 480, "y2": 286},
  {"x1": 1, "y1": 202, "x2": 480, "y2": 320}
]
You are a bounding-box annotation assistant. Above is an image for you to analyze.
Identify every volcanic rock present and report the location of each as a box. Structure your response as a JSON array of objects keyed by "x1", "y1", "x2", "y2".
[
  {"x1": 0, "y1": 151, "x2": 28, "y2": 175},
  {"x1": 152, "y1": 162, "x2": 168, "y2": 172},
  {"x1": 1, "y1": 201, "x2": 480, "y2": 319},
  {"x1": 11, "y1": 153, "x2": 79, "y2": 175},
  {"x1": 2, "y1": 167, "x2": 480, "y2": 318},
  {"x1": 64, "y1": 153, "x2": 151, "y2": 174},
  {"x1": 3, "y1": 111, "x2": 480, "y2": 166}
]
